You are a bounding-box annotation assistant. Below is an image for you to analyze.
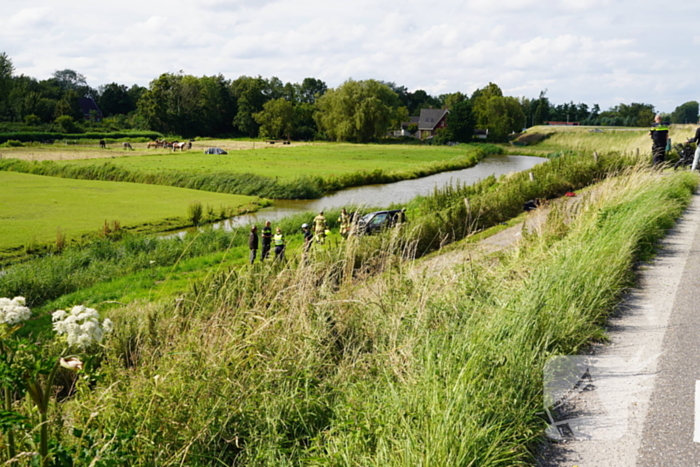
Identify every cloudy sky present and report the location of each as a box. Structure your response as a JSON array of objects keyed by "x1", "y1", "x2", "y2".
[{"x1": 1, "y1": 0, "x2": 696, "y2": 113}]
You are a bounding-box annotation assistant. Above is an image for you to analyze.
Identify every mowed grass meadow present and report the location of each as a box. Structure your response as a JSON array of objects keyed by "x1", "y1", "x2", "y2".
[
  {"x1": 0, "y1": 171, "x2": 257, "y2": 254},
  {"x1": 51, "y1": 142, "x2": 486, "y2": 180}
]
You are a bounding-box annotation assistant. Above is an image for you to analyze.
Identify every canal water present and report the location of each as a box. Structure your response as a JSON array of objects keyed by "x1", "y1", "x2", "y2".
[{"x1": 217, "y1": 154, "x2": 544, "y2": 229}]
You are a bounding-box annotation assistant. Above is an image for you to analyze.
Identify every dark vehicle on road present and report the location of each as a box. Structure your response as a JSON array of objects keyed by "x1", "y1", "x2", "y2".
[{"x1": 354, "y1": 209, "x2": 407, "y2": 235}]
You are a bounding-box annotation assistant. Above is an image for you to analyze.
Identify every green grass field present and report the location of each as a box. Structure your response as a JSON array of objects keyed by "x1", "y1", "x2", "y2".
[
  {"x1": 0, "y1": 171, "x2": 258, "y2": 254},
  {"x1": 52, "y1": 143, "x2": 481, "y2": 180}
]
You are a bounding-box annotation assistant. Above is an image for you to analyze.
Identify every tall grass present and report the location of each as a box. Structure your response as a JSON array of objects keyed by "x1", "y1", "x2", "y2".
[
  {"x1": 402, "y1": 151, "x2": 640, "y2": 256},
  {"x1": 0, "y1": 229, "x2": 243, "y2": 308},
  {"x1": 24, "y1": 166, "x2": 695, "y2": 465}
]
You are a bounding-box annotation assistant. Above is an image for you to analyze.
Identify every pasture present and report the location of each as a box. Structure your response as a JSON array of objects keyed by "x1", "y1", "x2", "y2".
[
  {"x1": 0, "y1": 139, "x2": 315, "y2": 162},
  {"x1": 0, "y1": 171, "x2": 258, "y2": 258},
  {"x1": 42, "y1": 142, "x2": 484, "y2": 181}
]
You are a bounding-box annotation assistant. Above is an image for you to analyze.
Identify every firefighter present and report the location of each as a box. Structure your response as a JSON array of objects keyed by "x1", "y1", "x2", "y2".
[
  {"x1": 338, "y1": 208, "x2": 350, "y2": 239},
  {"x1": 313, "y1": 211, "x2": 327, "y2": 244}
]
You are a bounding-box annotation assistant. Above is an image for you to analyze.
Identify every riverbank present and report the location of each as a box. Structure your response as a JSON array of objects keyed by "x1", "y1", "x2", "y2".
[
  {"x1": 24, "y1": 163, "x2": 692, "y2": 466},
  {"x1": 3, "y1": 148, "x2": 690, "y2": 465}
]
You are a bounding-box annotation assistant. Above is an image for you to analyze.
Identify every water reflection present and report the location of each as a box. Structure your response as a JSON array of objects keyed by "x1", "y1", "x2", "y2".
[{"x1": 219, "y1": 155, "x2": 543, "y2": 229}]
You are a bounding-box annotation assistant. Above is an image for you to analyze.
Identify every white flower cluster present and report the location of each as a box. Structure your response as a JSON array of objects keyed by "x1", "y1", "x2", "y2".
[
  {"x1": 52, "y1": 305, "x2": 114, "y2": 349},
  {"x1": 0, "y1": 296, "x2": 32, "y2": 325}
]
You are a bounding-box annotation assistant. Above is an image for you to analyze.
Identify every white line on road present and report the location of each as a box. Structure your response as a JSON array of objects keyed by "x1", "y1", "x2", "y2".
[{"x1": 694, "y1": 381, "x2": 700, "y2": 443}]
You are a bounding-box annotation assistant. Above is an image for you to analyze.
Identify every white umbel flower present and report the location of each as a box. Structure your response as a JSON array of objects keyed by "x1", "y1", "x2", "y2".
[
  {"x1": 0, "y1": 296, "x2": 32, "y2": 325},
  {"x1": 52, "y1": 305, "x2": 114, "y2": 349}
]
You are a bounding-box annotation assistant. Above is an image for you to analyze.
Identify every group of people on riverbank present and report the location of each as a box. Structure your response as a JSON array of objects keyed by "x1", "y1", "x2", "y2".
[{"x1": 247, "y1": 209, "x2": 354, "y2": 264}]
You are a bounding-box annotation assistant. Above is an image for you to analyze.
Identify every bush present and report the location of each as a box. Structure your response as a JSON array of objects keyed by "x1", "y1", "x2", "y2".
[
  {"x1": 55, "y1": 115, "x2": 82, "y2": 134},
  {"x1": 0, "y1": 139, "x2": 24, "y2": 148},
  {"x1": 188, "y1": 201, "x2": 204, "y2": 226}
]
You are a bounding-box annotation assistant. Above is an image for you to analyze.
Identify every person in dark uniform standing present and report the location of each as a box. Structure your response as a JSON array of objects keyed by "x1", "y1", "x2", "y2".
[
  {"x1": 248, "y1": 225, "x2": 259, "y2": 264},
  {"x1": 689, "y1": 120, "x2": 700, "y2": 171},
  {"x1": 649, "y1": 114, "x2": 669, "y2": 166},
  {"x1": 261, "y1": 221, "x2": 272, "y2": 261},
  {"x1": 302, "y1": 223, "x2": 313, "y2": 255},
  {"x1": 248, "y1": 225, "x2": 258, "y2": 264}
]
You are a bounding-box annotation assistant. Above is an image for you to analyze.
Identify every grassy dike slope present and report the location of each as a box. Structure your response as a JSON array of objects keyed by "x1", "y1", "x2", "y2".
[
  {"x1": 0, "y1": 171, "x2": 258, "y2": 253},
  {"x1": 510, "y1": 124, "x2": 698, "y2": 156},
  {"x1": 46, "y1": 166, "x2": 696, "y2": 466}
]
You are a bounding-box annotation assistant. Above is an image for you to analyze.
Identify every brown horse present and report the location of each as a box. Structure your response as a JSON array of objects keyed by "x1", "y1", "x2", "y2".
[
  {"x1": 123, "y1": 142, "x2": 134, "y2": 150},
  {"x1": 147, "y1": 139, "x2": 166, "y2": 149},
  {"x1": 99, "y1": 139, "x2": 106, "y2": 149}
]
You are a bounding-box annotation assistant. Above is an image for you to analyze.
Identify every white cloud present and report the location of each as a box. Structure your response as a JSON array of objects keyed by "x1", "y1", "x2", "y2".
[{"x1": 0, "y1": 0, "x2": 697, "y2": 111}]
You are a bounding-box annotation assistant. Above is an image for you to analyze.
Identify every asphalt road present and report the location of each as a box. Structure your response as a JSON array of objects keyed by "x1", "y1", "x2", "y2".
[{"x1": 537, "y1": 190, "x2": 700, "y2": 467}]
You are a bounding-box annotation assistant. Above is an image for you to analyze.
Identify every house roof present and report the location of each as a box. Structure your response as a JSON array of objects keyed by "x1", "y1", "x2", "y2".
[
  {"x1": 78, "y1": 97, "x2": 103, "y2": 117},
  {"x1": 417, "y1": 108, "x2": 449, "y2": 131}
]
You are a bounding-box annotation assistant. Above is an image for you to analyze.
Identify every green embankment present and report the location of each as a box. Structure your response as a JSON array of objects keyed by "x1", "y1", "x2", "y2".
[
  {"x1": 0, "y1": 143, "x2": 504, "y2": 199},
  {"x1": 0, "y1": 171, "x2": 261, "y2": 261},
  {"x1": 4, "y1": 149, "x2": 697, "y2": 465},
  {"x1": 509, "y1": 124, "x2": 697, "y2": 156},
  {"x1": 48, "y1": 166, "x2": 695, "y2": 466}
]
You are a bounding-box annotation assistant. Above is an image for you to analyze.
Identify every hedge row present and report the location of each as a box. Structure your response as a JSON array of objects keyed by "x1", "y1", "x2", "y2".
[{"x1": 0, "y1": 131, "x2": 164, "y2": 144}]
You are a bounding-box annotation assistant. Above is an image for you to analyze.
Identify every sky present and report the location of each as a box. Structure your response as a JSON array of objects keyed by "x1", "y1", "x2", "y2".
[{"x1": 1, "y1": 0, "x2": 696, "y2": 113}]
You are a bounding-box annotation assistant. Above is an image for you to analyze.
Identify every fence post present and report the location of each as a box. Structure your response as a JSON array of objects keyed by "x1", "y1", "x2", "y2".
[
  {"x1": 593, "y1": 151, "x2": 598, "y2": 163},
  {"x1": 529, "y1": 172, "x2": 535, "y2": 182}
]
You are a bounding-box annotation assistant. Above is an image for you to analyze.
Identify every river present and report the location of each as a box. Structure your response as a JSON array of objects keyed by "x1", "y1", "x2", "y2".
[{"x1": 216, "y1": 154, "x2": 544, "y2": 229}]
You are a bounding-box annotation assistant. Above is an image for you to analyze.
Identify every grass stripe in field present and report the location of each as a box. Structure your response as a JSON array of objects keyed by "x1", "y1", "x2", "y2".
[{"x1": 0, "y1": 171, "x2": 256, "y2": 250}]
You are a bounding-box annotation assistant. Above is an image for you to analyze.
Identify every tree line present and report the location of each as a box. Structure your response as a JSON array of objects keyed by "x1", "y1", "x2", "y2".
[{"x1": 0, "y1": 52, "x2": 697, "y2": 144}]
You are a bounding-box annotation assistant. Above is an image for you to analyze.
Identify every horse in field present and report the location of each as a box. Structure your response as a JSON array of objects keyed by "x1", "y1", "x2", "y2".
[
  {"x1": 147, "y1": 139, "x2": 166, "y2": 149},
  {"x1": 123, "y1": 142, "x2": 134, "y2": 150},
  {"x1": 172, "y1": 141, "x2": 187, "y2": 151},
  {"x1": 99, "y1": 139, "x2": 106, "y2": 149}
]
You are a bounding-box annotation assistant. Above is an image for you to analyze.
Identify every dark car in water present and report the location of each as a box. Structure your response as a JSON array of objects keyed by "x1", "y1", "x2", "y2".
[{"x1": 355, "y1": 209, "x2": 407, "y2": 235}]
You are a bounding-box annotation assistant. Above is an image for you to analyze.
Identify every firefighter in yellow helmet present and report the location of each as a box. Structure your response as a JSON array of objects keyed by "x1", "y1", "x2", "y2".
[
  {"x1": 313, "y1": 211, "x2": 327, "y2": 244},
  {"x1": 338, "y1": 208, "x2": 350, "y2": 239}
]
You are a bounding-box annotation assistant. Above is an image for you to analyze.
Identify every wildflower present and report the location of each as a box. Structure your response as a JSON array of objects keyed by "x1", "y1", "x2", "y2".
[
  {"x1": 0, "y1": 296, "x2": 32, "y2": 325},
  {"x1": 59, "y1": 357, "x2": 84, "y2": 371},
  {"x1": 52, "y1": 305, "x2": 114, "y2": 349}
]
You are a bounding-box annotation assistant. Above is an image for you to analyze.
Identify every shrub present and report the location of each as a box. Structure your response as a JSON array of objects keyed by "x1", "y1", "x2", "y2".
[
  {"x1": 55, "y1": 116, "x2": 82, "y2": 134},
  {"x1": 0, "y1": 139, "x2": 24, "y2": 147},
  {"x1": 188, "y1": 201, "x2": 203, "y2": 226}
]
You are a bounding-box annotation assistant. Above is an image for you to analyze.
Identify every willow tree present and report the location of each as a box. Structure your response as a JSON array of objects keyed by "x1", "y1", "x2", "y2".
[{"x1": 314, "y1": 79, "x2": 400, "y2": 143}]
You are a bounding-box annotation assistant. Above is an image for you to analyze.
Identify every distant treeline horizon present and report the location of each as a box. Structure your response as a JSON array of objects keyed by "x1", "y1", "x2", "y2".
[{"x1": 1, "y1": 51, "x2": 698, "y2": 144}]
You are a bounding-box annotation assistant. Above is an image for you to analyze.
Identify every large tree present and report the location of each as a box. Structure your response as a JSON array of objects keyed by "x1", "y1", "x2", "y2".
[
  {"x1": 231, "y1": 76, "x2": 269, "y2": 137},
  {"x1": 138, "y1": 73, "x2": 235, "y2": 136},
  {"x1": 314, "y1": 79, "x2": 401, "y2": 143},
  {"x1": 253, "y1": 98, "x2": 295, "y2": 140},
  {"x1": 0, "y1": 52, "x2": 14, "y2": 119},
  {"x1": 98, "y1": 83, "x2": 134, "y2": 116},
  {"x1": 471, "y1": 83, "x2": 524, "y2": 141},
  {"x1": 671, "y1": 101, "x2": 699, "y2": 124},
  {"x1": 446, "y1": 100, "x2": 475, "y2": 143}
]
